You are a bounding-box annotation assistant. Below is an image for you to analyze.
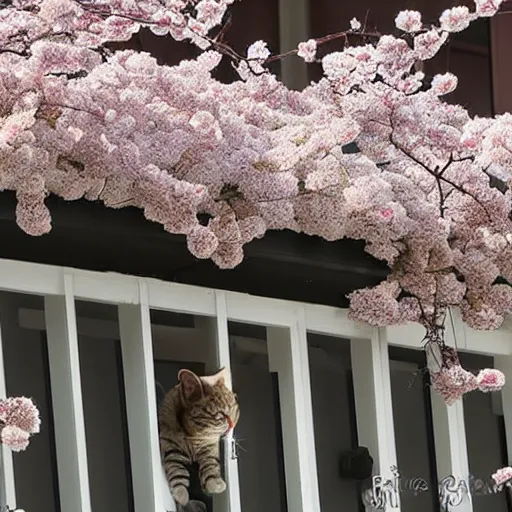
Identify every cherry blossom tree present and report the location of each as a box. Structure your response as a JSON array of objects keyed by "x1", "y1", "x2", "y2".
[{"x1": 0, "y1": 0, "x2": 510, "y2": 404}]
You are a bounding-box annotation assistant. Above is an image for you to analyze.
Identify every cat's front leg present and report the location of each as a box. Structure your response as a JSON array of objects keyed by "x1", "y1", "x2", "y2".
[
  {"x1": 197, "y1": 443, "x2": 226, "y2": 495},
  {"x1": 161, "y1": 437, "x2": 193, "y2": 506}
]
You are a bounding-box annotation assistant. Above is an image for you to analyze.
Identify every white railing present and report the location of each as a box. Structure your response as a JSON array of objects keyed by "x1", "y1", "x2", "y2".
[{"x1": 0, "y1": 257, "x2": 510, "y2": 512}]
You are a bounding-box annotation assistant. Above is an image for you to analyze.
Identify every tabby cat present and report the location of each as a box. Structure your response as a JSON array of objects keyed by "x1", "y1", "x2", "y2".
[{"x1": 158, "y1": 367, "x2": 240, "y2": 507}]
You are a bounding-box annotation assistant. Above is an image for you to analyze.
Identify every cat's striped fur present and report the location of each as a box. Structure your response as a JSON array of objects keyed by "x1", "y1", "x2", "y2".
[{"x1": 158, "y1": 367, "x2": 240, "y2": 507}]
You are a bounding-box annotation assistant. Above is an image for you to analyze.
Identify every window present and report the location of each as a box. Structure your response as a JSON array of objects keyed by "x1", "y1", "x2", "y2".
[
  {"x1": 388, "y1": 347, "x2": 438, "y2": 512},
  {"x1": 306, "y1": 333, "x2": 362, "y2": 512},
  {"x1": 460, "y1": 352, "x2": 510, "y2": 512},
  {"x1": 0, "y1": 259, "x2": 511, "y2": 512},
  {"x1": 228, "y1": 322, "x2": 287, "y2": 512}
]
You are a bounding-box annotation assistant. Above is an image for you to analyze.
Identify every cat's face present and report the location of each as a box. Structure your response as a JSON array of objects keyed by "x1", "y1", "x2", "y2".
[{"x1": 178, "y1": 368, "x2": 240, "y2": 437}]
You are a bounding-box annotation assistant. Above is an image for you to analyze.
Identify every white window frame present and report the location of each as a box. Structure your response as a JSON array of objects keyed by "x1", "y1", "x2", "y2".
[{"x1": 0, "y1": 257, "x2": 511, "y2": 512}]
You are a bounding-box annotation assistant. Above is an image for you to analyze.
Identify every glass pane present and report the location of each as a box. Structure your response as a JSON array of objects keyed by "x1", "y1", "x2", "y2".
[
  {"x1": 389, "y1": 346, "x2": 438, "y2": 512},
  {"x1": 0, "y1": 291, "x2": 60, "y2": 512},
  {"x1": 460, "y1": 352, "x2": 510, "y2": 512},
  {"x1": 228, "y1": 321, "x2": 288, "y2": 512},
  {"x1": 307, "y1": 333, "x2": 363, "y2": 512},
  {"x1": 75, "y1": 300, "x2": 134, "y2": 512}
]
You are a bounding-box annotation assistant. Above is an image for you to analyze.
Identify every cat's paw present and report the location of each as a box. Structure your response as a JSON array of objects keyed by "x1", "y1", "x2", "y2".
[
  {"x1": 205, "y1": 477, "x2": 227, "y2": 494},
  {"x1": 172, "y1": 485, "x2": 189, "y2": 506}
]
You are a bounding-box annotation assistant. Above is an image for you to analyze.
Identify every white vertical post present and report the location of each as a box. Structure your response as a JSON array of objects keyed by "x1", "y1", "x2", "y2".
[
  {"x1": 196, "y1": 290, "x2": 241, "y2": 512},
  {"x1": 45, "y1": 273, "x2": 92, "y2": 512},
  {"x1": 428, "y1": 320, "x2": 472, "y2": 512},
  {"x1": 430, "y1": 391, "x2": 472, "y2": 511},
  {"x1": 119, "y1": 279, "x2": 167, "y2": 512},
  {"x1": 267, "y1": 306, "x2": 321, "y2": 512},
  {"x1": 494, "y1": 356, "x2": 512, "y2": 464},
  {"x1": 351, "y1": 329, "x2": 400, "y2": 511},
  {"x1": 0, "y1": 312, "x2": 16, "y2": 510},
  {"x1": 278, "y1": 0, "x2": 309, "y2": 89}
]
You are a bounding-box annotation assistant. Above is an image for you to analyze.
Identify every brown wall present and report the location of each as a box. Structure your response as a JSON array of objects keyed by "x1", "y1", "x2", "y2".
[
  {"x1": 308, "y1": 0, "x2": 492, "y2": 116},
  {"x1": 112, "y1": 0, "x2": 512, "y2": 117},
  {"x1": 491, "y1": 0, "x2": 512, "y2": 114},
  {"x1": 113, "y1": 0, "x2": 280, "y2": 83}
]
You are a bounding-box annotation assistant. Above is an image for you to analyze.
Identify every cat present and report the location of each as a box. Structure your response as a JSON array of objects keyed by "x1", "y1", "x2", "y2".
[{"x1": 158, "y1": 367, "x2": 240, "y2": 508}]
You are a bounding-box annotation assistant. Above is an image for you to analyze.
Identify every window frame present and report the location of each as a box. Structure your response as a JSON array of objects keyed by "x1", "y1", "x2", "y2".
[{"x1": 0, "y1": 258, "x2": 510, "y2": 512}]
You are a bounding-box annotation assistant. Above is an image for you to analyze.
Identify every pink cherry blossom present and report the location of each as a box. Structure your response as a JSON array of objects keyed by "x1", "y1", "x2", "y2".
[
  {"x1": 247, "y1": 40, "x2": 271, "y2": 61},
  {"x1": 476, "y1": 368, "x2": 506, "y2": 392},
  {"x1": 431, "y1": 72, "x2": 458, "y2": 95},
  {"x1": 0, "y1": 396, "x2": 40, "y2": 452},
  {"x1": 414, "y1": 29, "x2": 449, "y2": 60},
  {"x1": 187, "y1": 225, "x2": 219, "y2": 259},
  {"x1": 380, "y1": 208, "x2": 394, "y2": 219},
  {"x1": 475, "y1": 0, "x2": 504, "y2": 17},
  {"x1": 439, "y1": 6, "x2": 474, "y2": 32},
  {"x1": 395, "y1": 10, "x2": 423, "y2": 33},
  {"x1": 492, "y1": 467, "x2": 512, "y2": 486},
  {"x1": 350, "y1": 18, "x2": 362, "y2": 30},
  {"x1": 1, "y1": 425, "x2": 30, "y2": 452},
  {"x1": 297, "y1": 39, "x2": 317, "y2": 63},
  {"x1": 196, "y1": 0, "x2": 225, "y2": 30},
  {"x1": 430, "y1": 365, "x2": 478, "y2": 405},
  {"x1": 0, "y1": 396, "x2": 40, "y2": 434}
]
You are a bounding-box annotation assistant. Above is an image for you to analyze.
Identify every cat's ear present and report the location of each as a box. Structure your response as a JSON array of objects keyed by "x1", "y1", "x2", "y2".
[
  {"x1": 178, "y1": 369, "x2": 204, "y2": 403},
  {"x1": 201, "y1": 367, "x2": 229, "y2": 388}
]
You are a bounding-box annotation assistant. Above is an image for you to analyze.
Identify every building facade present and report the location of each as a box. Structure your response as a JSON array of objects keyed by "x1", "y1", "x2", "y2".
[{"x1": 0, "y1": 1, "x2": 511, "y2": 512}]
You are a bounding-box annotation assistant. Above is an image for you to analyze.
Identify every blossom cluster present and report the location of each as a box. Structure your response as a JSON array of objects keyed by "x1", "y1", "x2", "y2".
[
  {"x1": 425, "y1": 342, "x2": 505, "y2": 405},
  {"x1": 0, "y1": 0, "x2": 233, "y2": 51},
  {"x1": 0, "y1": 0, "x2": 511, "y2": 404},
  {"x1": 0, "y1": 396, "x2": 40, "y2": 452},
  {"x1": 492, "y1": 466, "x2": 512, "y2": 487}
]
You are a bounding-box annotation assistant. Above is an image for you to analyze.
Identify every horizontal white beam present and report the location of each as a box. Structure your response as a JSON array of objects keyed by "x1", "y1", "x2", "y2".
[
  {"x1": 147, "y1": 278, "x2": 216, "y2": 316},
  {"x1": 0, "y1": 258, "x2": 62, "y2": 295},
  {"x1": 73, "y1": 271, "x2": 140, "y2": 305},
  {"x1": 1, "y1": 258, "x2": 512, "y2": 353},
  {"x1": 304, "y1": 304, "x2": 373, "y2": 340},
  {"x1": 384, "y1": 308, "x2": 512, "y2": 356},
  {"x1": 225, "y1": 292, "x2": 298, "y2": 327}
]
